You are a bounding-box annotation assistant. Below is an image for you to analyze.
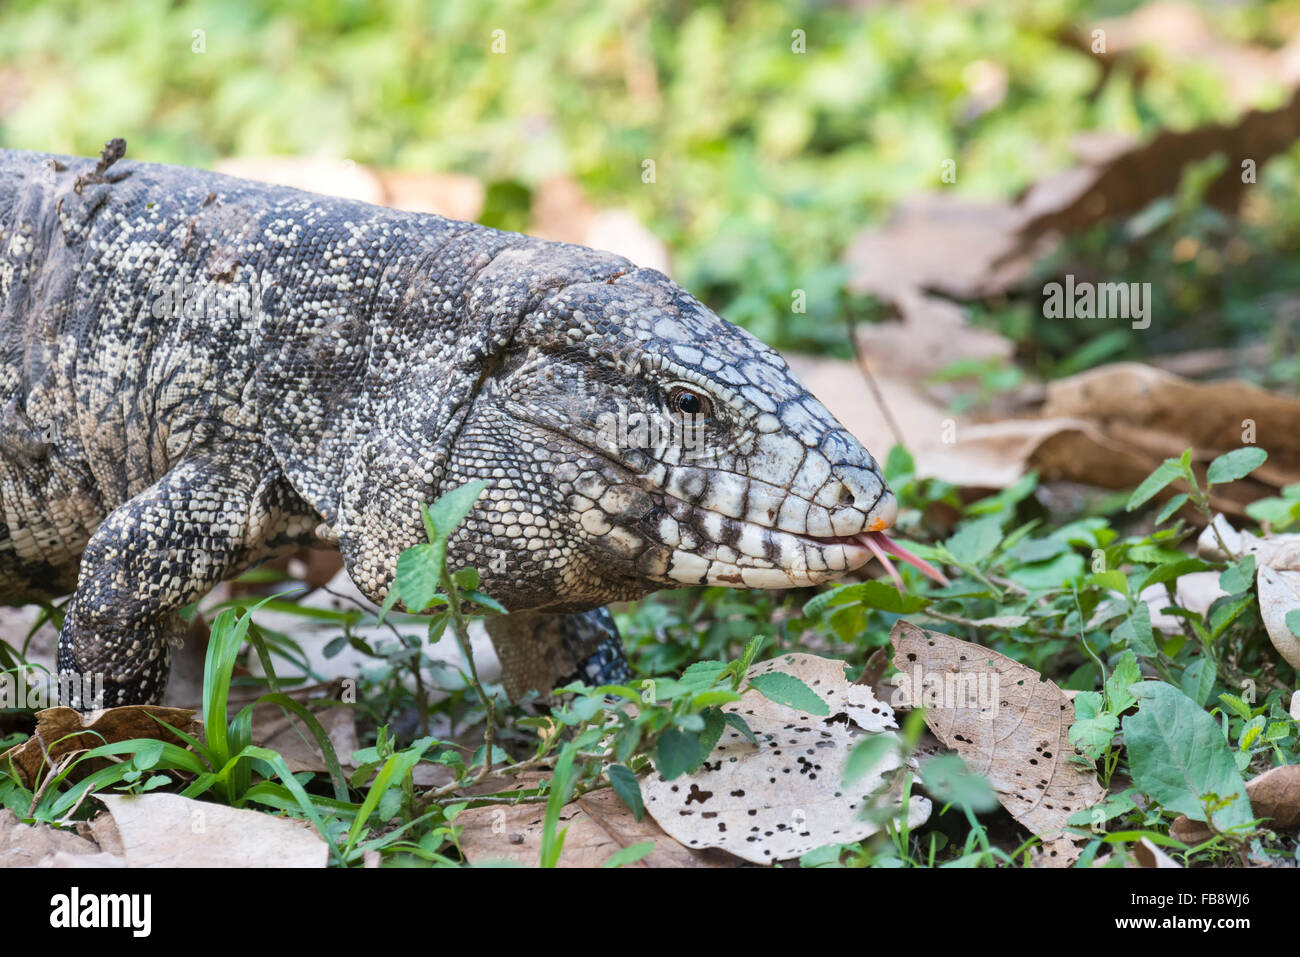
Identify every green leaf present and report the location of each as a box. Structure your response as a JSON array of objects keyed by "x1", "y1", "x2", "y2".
[
  {"x1": 1286, "y1": 609, "x2": 1300, "y2": 640},
  {"x1": 843, "y1": 734, "x2": 896, "y2": 788},
  {"x1": 1239, "y1": 716, "x2": 1266, "y2": 751},
  {"x1": 1216, "y1": 693, "x2": 1253, "y2": 721},
  {"x1": 1218, "y1": 555, "x2": 1256, "y2": 595},
  {"x1": 1113, "y1": 602, "x2": 1157, "y2": 658},
  {"x1": 827, "y1": 579, "x2": 928, "y2": 614},
  {"x1": 1206, "y1": 448, "x2": 1267, "y2": 487},
  {"x1": 132, "y1": 739, "x2": 164, "y2": 770},
  {"x1": 541, "y1": 744, "x2": 577, "y2": 867},
  {"x1": 655, "y1": 728, "x2": 702, "y2": 781},
  {"x1": 731, "y1": 634, "x2": 765, "y2": 690},
  {"x1": 1155, "y1": 493, "x2": 1189, "y2": 525},
  {"x1": 747, "y1": 672, "x2": 830, "y2": 716},
  {"x1": 723, "y1": 712, "x2": 758, "y2": 746},
  {"x1": 395, "y1": 542, "x2": 445, "y2": 613},
  {"x1": 1123, "y1": 683, "x2": 1252, "y2": 830},
  {"x1": 802, "y1": 587, "x2": 849, "y2": 620},
  {"x1": 607, "y1": 764, "x2": 644, "y2": 822},
  {"x1": 1069, "y1": 704, "x2": 1119, "y2": 761},
  {"x1": 602, "y1": 841, "x2": 655, "y2": 868},
  {"x1": 688, "y1": 707, "x2": 727, "y2": 774},
  {"x1": 1126, "y1": 545, "x2": 1187, "y2": 565},
  {"x1": 1105, "y1": 651, "x2": 1141, "y2": 713},
  {"x1": 919, "y1": 754, "x2": 998, "y2": 812},
  {"x1": 424, "y1": 479, "x2": 490, "y2": 539},
  {"x1": 679, "y1": 660, "x2": 727, "y2": 693},
  {"x1": 1085, "y1": 570, "x2": 1128, "y2": 595},
  {"x1": 689, "y1": 689, "x2": 743, "y2": 708},
  {"x1": 883, "y1": 444, "x2": 914, "y2": 483},
  {"x1": 1009, "y1": 537, "x2": 1067, "y2": 564},
  {"x1": 944, "y1": 517, "x2": 1004, "y2": 565},
  {"x1": 1009, "y1": 552, "x2": 1084, "y2": 589},
  {"x1": 460, "y1": 590, "x2": 507, "y2": 614},
  {"x1": 1126, "y1": 459, "x2": 1186, "y2": 511},
  {"x1": 1180, "y1": 657, "x2": 1217, "y2": 707},
  {"x1": 1264, "y1": 721, "x2": 1291, "y2": 743},
  {"x1": 1138, "y1": 558, "x2": 1214, "y2": 593}
]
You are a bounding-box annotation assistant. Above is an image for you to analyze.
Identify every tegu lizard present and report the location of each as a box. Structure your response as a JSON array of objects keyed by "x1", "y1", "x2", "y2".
[{"x1": 0, "y1": 140, "x2": 946, "y2": 709}]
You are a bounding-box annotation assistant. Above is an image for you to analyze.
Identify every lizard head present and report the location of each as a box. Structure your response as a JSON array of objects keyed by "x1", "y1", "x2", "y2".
[{"x1": 428, "y1": 252, "x2": 944, "y2": 613}]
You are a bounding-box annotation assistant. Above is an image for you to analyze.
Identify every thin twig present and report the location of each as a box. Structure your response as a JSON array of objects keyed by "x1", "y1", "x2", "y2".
[{"x1": 846, "y1": 313, "x2": 905, "y2": 449}]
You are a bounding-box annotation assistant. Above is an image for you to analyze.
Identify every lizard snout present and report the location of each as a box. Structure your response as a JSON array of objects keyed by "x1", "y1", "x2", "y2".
[{"x1": 827, "y1": 463, "x2": 897, "y2": 538}]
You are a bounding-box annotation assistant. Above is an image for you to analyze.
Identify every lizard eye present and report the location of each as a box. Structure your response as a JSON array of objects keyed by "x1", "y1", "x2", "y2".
[{"x1": 669, "y1": 387, "x2": 712, "y2": 418}]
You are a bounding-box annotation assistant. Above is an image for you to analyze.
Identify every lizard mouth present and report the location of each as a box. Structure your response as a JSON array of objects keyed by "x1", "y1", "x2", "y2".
[{"x1": 792, "y1": 530, "x2": 949, "y2": 588}]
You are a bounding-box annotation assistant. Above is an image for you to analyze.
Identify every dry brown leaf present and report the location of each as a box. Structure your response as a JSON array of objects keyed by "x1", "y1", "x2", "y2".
[
  {"x1": 1244, "y1": 764, "x2": 1300, "y2": 830},
  {"x1": 456, "y1": 778, "x2": 735, "y2": 867},
  {"x1": 1171, "y1": 763, "x2": 1300, "y2": 842},
  {"x1": 213, "y1": 156, "x2": 386, "y2": 204},
  {"x1": 844, "y1": 194, "x2": 1041, "y2": 303},
  {"x1": 1169, "y1": 815, "x2": 1213, "y2": 845},
  {"x1": 641, "y1": 653, "x2": 930, "y2": 864},
  {"x1": 79, "y1": 812, "x2": 125, "y2": 858},
  {"x1": 0, "y1": 705, "x2": 200, "y2": 789},
  {"x1": 846, "y1": 86, "x2": 1300, "y2": 395},
  {"x1": 1257, "y1": 567, "x2": 1300, "y2": 670},
  {"x1": 0, "y1": 809, "x2": 104, "y2": 868},
  {"x1": 235, "y1": 680, "x2": 360, "y2": 774},
  {"x1": 889, "y1": 621, "x2": 1105, "y2": 867},
  {"x1": 530, "y1": 175, "x2": 671, "y2": 275},
  {"x1": 1088, "y1": 2, "x2": 1300, "y2": 109},
  {"x1": 1133, "y1": 836, "x2": 1182, "y2": 868},
  {"x1": 96, "y1": 792, "x2": 328, "y2": 867},
  {"x1": 1024, "y1": 87, "x2": 1300, "y2": 235},
  {"x1": 787, "y1": 347, "x2": 1298, "y2": 517},
  {"x1": 1043, "y1": 364, "x2": 1300, "y2": 486},
  {"x1": 213, "y1": 157, "x2": 486, "y2": 223},
  {"x1": 376, "y1": 169, "x2": 485, "y2": 221}
]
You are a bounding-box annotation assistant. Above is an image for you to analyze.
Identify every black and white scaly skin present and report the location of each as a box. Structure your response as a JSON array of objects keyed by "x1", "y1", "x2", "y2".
[{"x1": 0, "y1": 141, "x2": 898, "y2": 709}]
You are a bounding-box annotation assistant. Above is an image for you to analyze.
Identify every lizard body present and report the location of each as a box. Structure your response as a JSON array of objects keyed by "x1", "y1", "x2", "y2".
[{"x1": 0, "y1": 140, "x2": 922, "y2": 709}]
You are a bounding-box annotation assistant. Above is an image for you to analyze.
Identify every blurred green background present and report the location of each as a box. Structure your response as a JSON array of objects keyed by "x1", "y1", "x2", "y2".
[{"x1": 2, "y1": 0, "x2": 1299, "y2": 368}]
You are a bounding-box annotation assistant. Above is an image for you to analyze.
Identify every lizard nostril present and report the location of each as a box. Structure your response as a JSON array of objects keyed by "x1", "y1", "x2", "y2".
[{"x1": 829, "y1": 463, "x2": 884, "y2": 514}]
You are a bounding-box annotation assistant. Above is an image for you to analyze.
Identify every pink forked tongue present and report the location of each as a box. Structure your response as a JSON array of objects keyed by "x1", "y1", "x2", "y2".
[{"x1": 859, "y1": 531, "x2": 950, "y2": 589}]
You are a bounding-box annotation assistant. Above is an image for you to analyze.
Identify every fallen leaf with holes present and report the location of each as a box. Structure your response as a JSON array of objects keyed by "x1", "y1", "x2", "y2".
[
  {"x1": 95, "y1": 793, "x2": 327, "y2": 867},
  {"x1": 889, "y1": 621, "x2": 1105, "y2": 867},
  {"x1": 456, "y1": 776, "x2": 736, "y2": 867},
  {"x1": 1170, "y1": 763, "x2": 1300, "y2": 842},
  {"x1": 0, "y1": 706, "x2": 200, "y2": 789},
  {"x1": 641, "y1": 653, "x2": 930, "y2": 865}
]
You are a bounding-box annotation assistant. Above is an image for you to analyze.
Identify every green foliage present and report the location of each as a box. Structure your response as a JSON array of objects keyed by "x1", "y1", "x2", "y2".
[
  {"x1": 2, "y1": 0, "x2": 1294, "y2": 358},
  {"x1": 1123, "y1": 683, "x2": 1254, "y2": 833}
]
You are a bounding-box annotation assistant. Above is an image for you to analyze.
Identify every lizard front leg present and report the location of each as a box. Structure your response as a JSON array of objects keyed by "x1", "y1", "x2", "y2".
[
  {"x1": 57, "y1": 446, "x2": 314, "y2": 709},
  {"x1": 484, "y1": 607, "x2": 632, "y2": 702}
]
